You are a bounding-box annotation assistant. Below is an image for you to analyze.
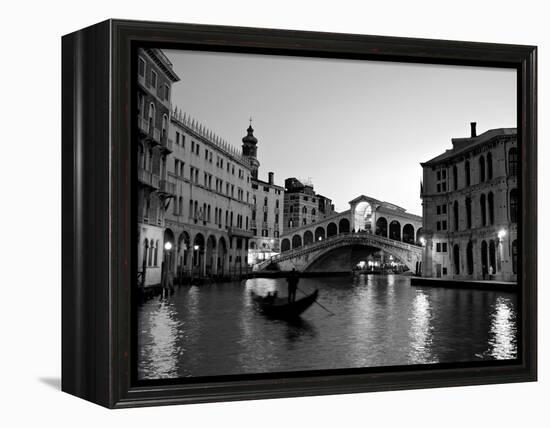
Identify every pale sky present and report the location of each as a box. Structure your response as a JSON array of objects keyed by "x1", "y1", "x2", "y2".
[{"x1": 164, "y1": 49, "x2": 516, "y2": 215}]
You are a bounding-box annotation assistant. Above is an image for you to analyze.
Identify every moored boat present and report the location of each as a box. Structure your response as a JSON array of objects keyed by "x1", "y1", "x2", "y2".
[{"x1": 252, "y1": 289, "x2": 319, "y2": 319}]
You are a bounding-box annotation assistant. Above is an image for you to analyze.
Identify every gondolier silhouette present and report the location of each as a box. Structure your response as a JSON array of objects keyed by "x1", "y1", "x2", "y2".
[{"x1": 286, "y1": 268, "x2": 299, "y2": 303}]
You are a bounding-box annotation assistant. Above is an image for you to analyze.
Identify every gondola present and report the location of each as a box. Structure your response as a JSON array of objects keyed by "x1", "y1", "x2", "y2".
[{"x1": 251, "y1": 289, "x2": 319, "y2": 319}]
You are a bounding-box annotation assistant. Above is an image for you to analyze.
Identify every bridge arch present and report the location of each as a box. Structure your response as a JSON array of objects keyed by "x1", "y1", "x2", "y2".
[
  {"x1": 327, "y1": 222, "x2": 337, "y2": 237},
  {"x1": 403, "y1": 223, "x2": 415, "y2": 244},
  {"x1": 339, "y1": 218, "x2": 350, "y2": 234},
  {"x1": 314, "y1": 226, "x2": 325, "y2": 241},
  {"x1": 281, "y1": 238, "x2": 291, "y2": 252},
  {"x1": 301, "y1": 238, "x2": 420, "y2": 272},
  {"x1": 376, "y1": 217, "x2": 388, "y2": 237},
  {"x1": 304, "y1": 230, "x2": 314, "y2": 245},
  {"x1": 292, "y1": 234, "x2": 302, "y2": 249},
  {"x1": 389, "y1": 220, "x2": 401, "y2": 241}
]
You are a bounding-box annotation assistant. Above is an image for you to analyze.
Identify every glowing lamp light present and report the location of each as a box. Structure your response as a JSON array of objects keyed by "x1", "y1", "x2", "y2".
[
  {"x1": 193, "y1": 245, "x2": 200, "y2": 251},
  {"x1": 318, "y1": 237, "x2": 323, "y2": 241},
  {"x1": 498, "y1": 229, "x2": 507, "y2": 240},
  {"x1": 419, "y1": 237, "x2": 426, "y2": 246},
  {"x1": 164, "y1": 242, "x2": 172, "y2": 251}
]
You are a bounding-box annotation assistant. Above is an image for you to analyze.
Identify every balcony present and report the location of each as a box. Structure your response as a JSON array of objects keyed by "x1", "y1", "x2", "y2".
[
  {"x1": 138, "y1": 168, "x2": 160, "y2": 189},
  {"x1": 159, "y1": 179, "x2": 176, "y2": 197},
  {"x1": 159, "y1": 133, "x2": 173, "y2": 153},
  {"x1": 228, "y1": 227, "x2": 254, "y2": 238}
]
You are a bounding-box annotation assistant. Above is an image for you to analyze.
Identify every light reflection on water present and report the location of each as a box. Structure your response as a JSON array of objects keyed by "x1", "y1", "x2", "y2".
[{"x1": 137, "y1": 275, "x2": 518, "y2": 380}]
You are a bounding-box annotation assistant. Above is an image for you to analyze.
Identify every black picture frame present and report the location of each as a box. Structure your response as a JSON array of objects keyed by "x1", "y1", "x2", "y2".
[{"x1": 62, "y1": 19, "x2": 537, "y2": 408}]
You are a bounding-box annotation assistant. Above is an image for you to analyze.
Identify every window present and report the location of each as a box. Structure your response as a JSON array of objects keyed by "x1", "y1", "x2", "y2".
[
  {"x1": 453, "y1": 200, "x2": 459, "y2": 231},
  {"x1": 437, "y1": 205, "x2": 441, "y2": 215},
  {"x1": 312, "y1": 208, "x2": 316, "y2": 216},
  {"x1": 442, "y1": 243, "x2": 447, "y2": 252},
  {"x1": 436, "y1": 221, "x2": 441, "y2": 231},
  {"x1": 453, "y1": 244, "x2": 460, "y2": 275},
  {"x1": 264, "y1": 197, "x2": 268, "y2": 206},
  {"x1": 509, "y1": 147, "x2": 518, "y2": 176},
  {"x1": 453, "y1": 165, "x2": 458, "y2": 190},
  {"x1": 263, "y1": 212, "x2": 267, "y2": 222},
  {"x1": 163, "y1": 84, "x2": 169, "y2": 101},
  {"x1": 488, "y1": 192, "x2": 495, "y2": 225},
  {"x1": 442, "y1": 220, "x2": 447, "y2": 230},
  {"x1": 150, "y1": 70, "x2": 157, "y2": 89},
  {"x1": 465, "y1": 197, "x2": 472, "y2": 229},
  {"x1": 138, "y1": 57, "x2": 145, "y2": 77},
  {"x1": 148, "y1": 103, "x2": 155, "y2": 128},
  {"x1": 480, "y1": 194, "x2": 487, "y2": 226},
  {"x1": 465, "y1": 160, "x2": 471, "y2": 186},
  {"x1": 162, "y1": 114, "x2": 168, "y2": 138},
  {"x1": 302, "y1": 206, "x2": 307, "y2": 214},
  {"x1": 510, "y1": 189, "x2": 518, "y2": 222},
  {"x1": 479, "y1": 155, "x2": 486, "y2": 183},
  {"x1": 436, "y1": 243, "x2": 441, "y2": 252}
]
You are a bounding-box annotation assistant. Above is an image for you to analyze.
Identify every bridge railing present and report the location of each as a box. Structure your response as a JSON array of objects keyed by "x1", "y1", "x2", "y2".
[{"x1": 256, "y1": 232, "x2": 422, "y2": 270}]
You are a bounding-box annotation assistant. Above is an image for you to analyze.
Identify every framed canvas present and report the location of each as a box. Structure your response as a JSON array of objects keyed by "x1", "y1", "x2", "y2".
[{"x1": 61, "y1": 19, "x2": 537, "y2": 408}]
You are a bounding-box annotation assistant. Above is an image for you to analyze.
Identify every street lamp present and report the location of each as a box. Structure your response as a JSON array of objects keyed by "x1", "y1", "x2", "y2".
[
  {"x1": 164, "y1": 241, "x2": 172, "y2": 251},
  {"x1": 419, "y1": 237, "x2": 426, "y2": 246},
  {"x1": 191, "y1": 244, "x2": 200, "y2": 283},
  {"x1": 498, "y1": 229, "x2": 507, "y2": 241}
]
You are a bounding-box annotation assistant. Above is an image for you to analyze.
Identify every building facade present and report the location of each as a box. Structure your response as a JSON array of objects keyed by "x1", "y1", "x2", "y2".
[
  {"x1": 136, "y1": 48, "x2": 180, "y2": 287},
  {"x1": 420, "y1": 123, "x2": 518, "y2": 282},
  {"x1": 243, "y1": 125, "x2": 285, "y2": 264},
  {"x1": 283, "y1": 178, "x2": 336, "y2": 234},
  {"x1": 163, "y1": 110, "x2": 254, "y2": 280}
]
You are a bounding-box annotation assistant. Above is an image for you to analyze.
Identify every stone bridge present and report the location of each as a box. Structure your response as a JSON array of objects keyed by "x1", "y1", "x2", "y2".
[{"x1": 256, "y1": 232, "x2": 423, "y2": 273}]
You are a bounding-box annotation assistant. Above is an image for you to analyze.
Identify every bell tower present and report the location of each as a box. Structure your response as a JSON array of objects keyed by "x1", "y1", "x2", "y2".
[{"x1": 242, "y1": 118, "x2": 260, "y2": 178}]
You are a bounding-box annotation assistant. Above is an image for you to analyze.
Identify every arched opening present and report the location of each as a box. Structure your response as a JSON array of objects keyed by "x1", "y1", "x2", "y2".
[
  {"x1": 142, "y1": 239, "x2": 149, "y2": 274},
  {"x1": 339, "y1": 218, "x2": 350, "y2": 234},
  {"x1": 512, "y1": 239, "x2": 518, "y2": 274},
  {"x1": 508, "y1": 147, "x2": 518, "y2": 176},
  {"x1": 465, "y1": 160, "x2": 471, "y2": 186},
  {"x1": 218, "y1": 237, "x2": 227, "y2": 275},
  {"x1": 177, "y1": 231, "x2": 190, "y2": 278},
  {"x1": 489, "y1": 240, "x2": 496, "y2": 275},
  {"x1": 314, "y1": 226, "x2": 325, "y2": 242},
  {"x1": 192, "y1": 233, "x2": 205, "y2": 275},
  {"x1": 292, "y1": 234, "x2": 302, "y2": 249},
  {"x1": 402, "y1": 224, "x2": 415, "y2": 244},
  {"x1": 205, "y1": 235, "x2": 217, "y2": 275},
  {"x1": 281, "y1": 238, "x2": 291, "y2": 252},
  {"x1": 510, "y1": 189, "x2": 518, "y2": 223},
  {"x1": 481, "y1": 240, "x2": 488, "y2": 277},
  {"x1": 389, "y1": 220, "x2": 401, "y2": 241},
  {"x1": 327, "y1": 222, "x2": 337, "y2": 237},
  {"x1": 303, "y1": 230, "x2": 314, "y2": 245},
  {"x1": 415, "y1": 227, "x2": 424, "y2": 246},
  {"x1": 162, "y1": 114, "x2": 168, "y2": 139},
  {"x1": 453, "y1": 244, "x2": 460, "y2": 275},
  {"x1": 375, "y1": 217, "x2": 388, "y2": 237},
  {"x1": 163, "y1": 229, "x2": 175, "y2": 273},
  {"x1": 467, "y1": 241, "x2": 474, "y2": 275},
  {"x1": 353, "y1": 201, "x2": 373, "y2": 232},
  {"x1": 488, "y1": 192, "x2": 495, "y2": 225},
  {"x1": 148, "y1": 103, "x2": 155, "y2": 130},
  {"x1": 453, "y1": 200, "x2": 459, "y2": 231},
  {"x1": 479, "y1": 155, "x2": 486, "y2": 183},
  {"x1": 480, "y1": 194, "x2": 487, "y2": 226}
]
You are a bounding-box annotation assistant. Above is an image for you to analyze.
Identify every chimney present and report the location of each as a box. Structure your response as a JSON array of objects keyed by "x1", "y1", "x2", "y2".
[
  {"x1": 268, "y1": 172, "x2": 274, "y2": 185},
  {"x1": 470, "y1": 122, "x2": 477, "y2": 138}
]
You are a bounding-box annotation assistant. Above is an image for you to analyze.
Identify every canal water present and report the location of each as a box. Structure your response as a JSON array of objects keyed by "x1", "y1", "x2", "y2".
[{"x1": 137, "y1": 275, "x2": 518, "y2": 380}]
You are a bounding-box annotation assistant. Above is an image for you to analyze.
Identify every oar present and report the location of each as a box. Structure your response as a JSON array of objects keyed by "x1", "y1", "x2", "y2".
[{"x1": 297, "y1": 286, "x2": 335, "y2": 316}]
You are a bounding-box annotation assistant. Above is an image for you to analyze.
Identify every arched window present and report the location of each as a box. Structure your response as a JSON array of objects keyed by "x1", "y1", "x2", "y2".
[
  {"x1": 142, "y1": 239, "x2": 149, "y2": 268},
  {"x1": 480, "y1": 194, "x2": 487, "y2": 226},
  {"x1": 389, "y1": 220, "x2": 401, "y2": 241},
  {"x1": 465, "y1": 160, "x2": 471, "y2": 186},
  {"x1": 264, "y1": 197, "x2": 268, "y2": 206},
  {"x1": 488, "y1": 192, "x2": 495, "y2": 225},
  {"x1": 148, "y1": 103, "x2": 155, "y2": 129},
  {"x1": 281, "y1": 239, "x2": 291, "y2": 252},
  {"x1": 512, "y1": 240, "x2": 518, "y2": 274},
  {"x1": 510, "y1": 189, "x2": 518, "y2": 222},
  {"x1": 311, "y1": 208, "x2": 316, "y2": 216},
  {"x1": 148, "y1": 240, "x2": 154, "y2": 266},
  {"x1": 162, "y1": 114, "x2": 168, "y2": 139},
  {"x1": 453, "y1": 200, "x2": 459, "y2": 231},
  {"x1": 486, "y1": 152, "x2": 493, "y2": 180},
  {"x1": 376, "y1": 217, "x2": 388, "y2": 237},
  {"x1": 453, "y1": 244, "x2": 460, "y2": 275},
  {"x1": 453, "y1": 165, "x2": 458, "y2": 190},
  {"x1": 466, "y1": 241, "x2": 474, "y2": 275},
  {"x1": 292, "y1": 234, "x2": 302, "y2": 249},
  {"x1": 509, "y1": 147, "x2": 518, "y2": 176},
  {"x1": 481, "y1": 240, "x2": 488, "y2": 276},
  {"x1": 289, "y1": 205, "x2": 294, "y2": 213},
  {"x1": 465, "y1": 197, "x2": 472, "y2": 229},
  {"x1": 302, "y1": 206, "x2": 307, "y2": 215},
  {"x1": 479, "y1": 155, "x2": 486, "y2": 183},
  {"x1": 154, "y1": 240, "x2": 159, "y2": 266},
  {"x1": 139, "y1": 144, "x2": 145, "y2": 169}
]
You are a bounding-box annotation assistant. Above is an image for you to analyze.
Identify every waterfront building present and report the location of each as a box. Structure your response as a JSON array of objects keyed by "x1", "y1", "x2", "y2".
[
  {"x1": 283, "y1": 178, "x2": 336, "y2": 234},
  {"x1": 242, "y1": 124, "x2": 285, "y2": 264},
  {"x1": 420, "y1": 123, "x2": 518, "y2": 281},
  {"x1": 164, "y1": 111, "x2": 254, "y2": 280},
  {"x1": 136, "y1": 48, "x2": 180, "y2": 287}
]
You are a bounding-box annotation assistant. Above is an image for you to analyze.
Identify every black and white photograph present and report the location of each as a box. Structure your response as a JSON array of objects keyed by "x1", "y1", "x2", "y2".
[{"x1": 135, "y1": 47, "x2": 519, "y2": 381}]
